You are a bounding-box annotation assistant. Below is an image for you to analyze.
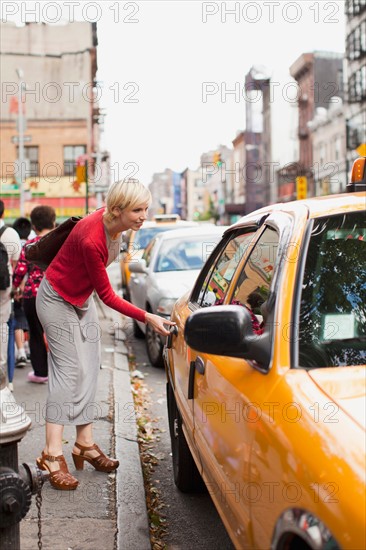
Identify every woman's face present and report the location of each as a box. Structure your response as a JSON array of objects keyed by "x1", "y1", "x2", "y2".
[{"x1": 115, "y1": 202, "x2": 149, "y2": 231}]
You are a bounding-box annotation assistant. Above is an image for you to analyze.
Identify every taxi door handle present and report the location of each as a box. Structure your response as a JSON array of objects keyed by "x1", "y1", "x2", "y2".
[
  {"x1": 188, "y1": 356, "x2": 205, "y2": 400},
  {"x1": 194, "y1": 356, "x2": 205, "y2": 374},
  {"x1": 166, "y1": 325, "x2": 178, "y2": 349}
]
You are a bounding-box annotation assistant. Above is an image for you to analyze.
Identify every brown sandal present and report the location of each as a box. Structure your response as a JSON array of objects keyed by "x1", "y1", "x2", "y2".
[
  {"x1": 72, "y1": 442, "x2": 119, "y2": 473},
  {"x1": 36, "y1": 451, "x2": 79, "y2": 491}
]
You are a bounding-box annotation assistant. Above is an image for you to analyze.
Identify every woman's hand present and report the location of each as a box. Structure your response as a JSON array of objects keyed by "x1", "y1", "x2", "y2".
[{"x1": 145, "y1": 312, "x2": 176, "y2": 336}]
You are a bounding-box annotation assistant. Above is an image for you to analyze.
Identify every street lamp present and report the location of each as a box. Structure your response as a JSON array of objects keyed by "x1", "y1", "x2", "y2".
[{"x1": 16, "y1": 68, "x2": 26, "y2": 217}]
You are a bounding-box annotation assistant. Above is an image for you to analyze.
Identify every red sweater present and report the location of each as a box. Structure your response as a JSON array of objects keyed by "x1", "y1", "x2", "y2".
[{"x1": 46, "y1": 208, "x2": 146, "y2": 323}]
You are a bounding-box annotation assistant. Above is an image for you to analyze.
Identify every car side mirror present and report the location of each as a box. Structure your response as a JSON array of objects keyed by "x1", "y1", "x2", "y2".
[
  {"x1": 184, "y1": 305, "x2": 270, "y2": 370},
  {"x1": 120, "y1": 242, "x2": 128, "y2": 253},
  {"x1": 129, "y1": 258, "x2": 148, "y2": 274}
]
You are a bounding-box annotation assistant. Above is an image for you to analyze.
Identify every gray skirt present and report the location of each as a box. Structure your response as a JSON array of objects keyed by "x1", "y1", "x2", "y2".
[{"x1": 36, "y1": 277, "x2": 101, "y2": 425}]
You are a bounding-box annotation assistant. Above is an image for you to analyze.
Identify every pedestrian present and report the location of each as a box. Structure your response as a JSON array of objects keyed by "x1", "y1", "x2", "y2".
[
  {"x1": 12, "y1": 206, "x2": 56, "y2": 384},
  {"x1": 11, "y1": 216, "x2": 32, "y2": 368},
  {"x1": 35, "y1": 180, "x2": 176, "y2": 490},
  {"x1": 0, "y1": 199, "x2": 21, "y2": 391}
]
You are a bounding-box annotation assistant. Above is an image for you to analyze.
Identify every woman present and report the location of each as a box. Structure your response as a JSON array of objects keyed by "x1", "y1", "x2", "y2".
[
  {"x1": 36, "y1": 180, "x2": 175, "y2": 490},
  {"x1": 13, "y1": 206, "x2": 56, "y2": 383}
]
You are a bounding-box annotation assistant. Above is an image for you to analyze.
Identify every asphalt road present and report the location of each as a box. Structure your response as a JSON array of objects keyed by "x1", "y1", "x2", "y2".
[{"x1": 128, "y1": 328, "x2": 234, "y2": 550}]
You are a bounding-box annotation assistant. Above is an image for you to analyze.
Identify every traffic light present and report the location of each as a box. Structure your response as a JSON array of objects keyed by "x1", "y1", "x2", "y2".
[
  {"x1": 296, "y1": 176, "x2": 307, "y2": 199},
  {"x1": 213, "y1": 152, "x2": 222, "y2": 167}
]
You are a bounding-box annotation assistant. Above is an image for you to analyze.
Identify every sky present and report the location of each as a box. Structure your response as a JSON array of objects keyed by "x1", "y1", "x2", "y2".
[
  {"x1": 96, "y1": 1, "x2": 346, "y2": 184},
  {"x1": 3, "y1": 1, "x2": 346, "y2": 185}
]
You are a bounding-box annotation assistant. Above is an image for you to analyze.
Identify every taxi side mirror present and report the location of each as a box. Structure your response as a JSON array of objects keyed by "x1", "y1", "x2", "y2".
[{"x1": 184, "y1": 305, "x2": 271, "y2": 370}]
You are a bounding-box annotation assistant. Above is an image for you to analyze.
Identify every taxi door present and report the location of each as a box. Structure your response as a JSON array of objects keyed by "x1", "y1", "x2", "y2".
[{"x1": 190, "y1": 222, "x2": 286, "y2": 547}]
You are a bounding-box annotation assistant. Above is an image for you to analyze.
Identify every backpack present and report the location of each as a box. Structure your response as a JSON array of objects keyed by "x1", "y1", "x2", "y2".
[{"x1": 0, "y1": 226, "x2": 11, "y2": 290}]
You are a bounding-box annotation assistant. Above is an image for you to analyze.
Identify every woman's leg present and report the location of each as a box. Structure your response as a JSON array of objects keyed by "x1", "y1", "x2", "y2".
[
  {"x1": 75, "y1": 423, "x2": 94, "y2": 446},
  {"x1": 72, "y1": 423, "x2": 119, "y2": 472},
  {"x1": 37, "y1": 421, "x2": 78, "y2": 490},
  {"x1": 74, "y1": 423, "x2": 99, "y2": 458},
  {"x1": 43, "y1": 422, "x2": 64, "y2": 471}
]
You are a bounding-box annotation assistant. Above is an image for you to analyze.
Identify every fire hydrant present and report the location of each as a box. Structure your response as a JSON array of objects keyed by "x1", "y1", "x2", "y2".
[{"x1": 0, "y1": 365, "x2": 47, "y2": 550}]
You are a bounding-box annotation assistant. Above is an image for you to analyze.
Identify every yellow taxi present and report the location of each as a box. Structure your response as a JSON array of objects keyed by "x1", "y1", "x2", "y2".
[
  {"x1": 164, "y1": 158, "x2": 366, "y2": 550},
  {"x1": 120, "y1": 214, "x2": 197, "y2": 300}
]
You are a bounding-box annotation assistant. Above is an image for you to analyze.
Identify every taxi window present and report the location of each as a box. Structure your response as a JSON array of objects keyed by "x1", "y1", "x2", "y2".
[
  {"x1": 229, "y1": 227, "x2": 279, "y2": 333},
  {"x1": 298, "y1": 211, "x2": 366, "y2": 368},
  {"x1": 196, "y1": 230, "x2": 256, "y2": 308}
]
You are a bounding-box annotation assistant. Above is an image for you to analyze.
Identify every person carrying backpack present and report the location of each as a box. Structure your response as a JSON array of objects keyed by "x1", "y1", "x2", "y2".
[{"x1": 0, "y1": 200, "x2": 21, "y2": 388}]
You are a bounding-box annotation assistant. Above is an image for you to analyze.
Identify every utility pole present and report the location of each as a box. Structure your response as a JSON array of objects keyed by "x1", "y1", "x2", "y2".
[
  {"x1": 16, "y1": 69, "x2": 25, "y2": 216},
  {"x1": 85, "y1": 160, "x2": 89, "y2": 214}
]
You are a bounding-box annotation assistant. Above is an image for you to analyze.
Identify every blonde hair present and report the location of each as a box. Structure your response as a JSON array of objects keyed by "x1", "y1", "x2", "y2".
[{"x1": 104, "y1": 179, "x2": 152, "y2": 221}]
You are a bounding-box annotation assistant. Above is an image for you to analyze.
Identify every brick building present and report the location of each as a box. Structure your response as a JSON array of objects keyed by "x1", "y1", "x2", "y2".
[
  {"x1": 0, "y1": 21, "x2": 105, "y2": 221},
  {"x1": 289, "y1": 51, "x2": 344, "y2": 198}
]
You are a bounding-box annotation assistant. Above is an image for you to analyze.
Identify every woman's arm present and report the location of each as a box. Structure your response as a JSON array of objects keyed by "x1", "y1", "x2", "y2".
[{"x1": 84, "y1": 243, "x2": 175, "y2": 335}]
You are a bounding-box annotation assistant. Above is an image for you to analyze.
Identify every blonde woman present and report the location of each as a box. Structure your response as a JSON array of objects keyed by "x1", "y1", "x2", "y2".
[{"x1": 36, "y1": 180, "x2": 175, "y2": 490}]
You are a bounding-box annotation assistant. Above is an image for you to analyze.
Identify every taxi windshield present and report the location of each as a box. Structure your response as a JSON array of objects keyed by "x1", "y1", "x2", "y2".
[{"x1": 298, "y1": 211, "x2": 366, "y2": 368}]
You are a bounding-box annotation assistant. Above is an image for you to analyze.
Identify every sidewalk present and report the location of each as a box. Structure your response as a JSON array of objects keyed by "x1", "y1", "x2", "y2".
[{"x1": 13, "y1": 296, "x2": 151, "y2": 550}]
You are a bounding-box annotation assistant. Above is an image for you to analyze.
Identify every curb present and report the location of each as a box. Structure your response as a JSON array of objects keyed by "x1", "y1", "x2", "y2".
[{"x1": 113, "y1": 336, "x2": 151, "y2": 550}]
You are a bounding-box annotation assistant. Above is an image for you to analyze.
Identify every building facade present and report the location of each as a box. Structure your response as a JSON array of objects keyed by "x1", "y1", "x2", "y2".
[
  {"x1": 148, "y1": 169, "x2": 175, "y2": 219},
  {"x1": 345, "y1": 0, "x2": 366, "y2": 170},
  {"x1": 289, "y1": 51, "x2": 344, "y2": 197},
  {"x1": 308, "y1": 99, "x2": 347, "y2": 195},
  {"x1": 0, "y1": 21, "x2": 104, "y2": 220},
  {"x1": 181, "y1": 167, "x2": 209, "y2": 222}
]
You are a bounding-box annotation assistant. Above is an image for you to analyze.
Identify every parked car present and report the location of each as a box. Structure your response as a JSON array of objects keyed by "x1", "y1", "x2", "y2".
[
  {"x1": 129, "y1": 225, "x2": 226, "y2": 367},
  {"x1": 163, "y1": 159, "x2": 366, "y2": 550},
  {"x1": 120, "y1": 214, "x2": 198, "y2": 300}
]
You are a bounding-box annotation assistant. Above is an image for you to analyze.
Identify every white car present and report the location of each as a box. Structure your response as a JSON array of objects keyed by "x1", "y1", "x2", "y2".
[{"x1": 128, "y1": 226, "x2": 226, "y2": 366}]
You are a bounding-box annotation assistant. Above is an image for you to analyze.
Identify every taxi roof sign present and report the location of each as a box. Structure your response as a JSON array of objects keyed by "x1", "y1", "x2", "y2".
[{"x1": 347, "y1": 157, "x2": 366, "y2": 192}]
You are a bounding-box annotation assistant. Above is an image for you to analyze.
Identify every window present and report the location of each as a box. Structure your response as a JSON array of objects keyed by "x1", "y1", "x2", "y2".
[
  {"x1": 346, "y1": 21, "x2": 366, "y2": 61},
  {"x1": 319, "y1": 142, "x2": 326, "y2": 166},
  {"x1": 334, "y1": 135, "x2": 342, "y2": 161},
  {"x1": 194, "y1": 230, "x2": 256, "y2": 307},
  {"x1": 142, "y1": 238, "x2": 156, "y2": 267},
  {"x1": 63, "y1": 145, "x2": 86, "y2": 176},
  {"x1": 345, "y1": 0, "x2": 366, "y2": 16},
  {"x1": 298, "y1": 212, "x2": 366, "y2": 368},
  {"x1": 155, "y1": 236, "x2": 219, "y2": 273},
  {"x1": 229, "y1": 227, "x2": 279, "y2": 332},
  {"x1": 16, "y1": 146, "x2": 39, "y2": 177},
  {"x1": 348, "y1": 65, "x2": 366, "y2": 103}
]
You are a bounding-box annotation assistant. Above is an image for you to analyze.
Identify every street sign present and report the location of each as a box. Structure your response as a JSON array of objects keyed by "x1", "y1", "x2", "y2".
[
  {"x1": 356, "y1": 143, "x2": 366, "y2": 157},
  {"x1": 11, "y1": 136, "x2": 32, "y2": 143}
]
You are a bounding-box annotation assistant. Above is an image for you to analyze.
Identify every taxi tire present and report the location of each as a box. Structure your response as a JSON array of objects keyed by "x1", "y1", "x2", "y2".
[{"x1": 167, "y1": 381, "x2": 205, "y2": 493}]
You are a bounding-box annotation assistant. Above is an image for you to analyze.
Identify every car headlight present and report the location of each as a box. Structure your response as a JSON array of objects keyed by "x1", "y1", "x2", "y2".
[{"x1": 157, "y1": 298, "x2": 177, "y2": 316}]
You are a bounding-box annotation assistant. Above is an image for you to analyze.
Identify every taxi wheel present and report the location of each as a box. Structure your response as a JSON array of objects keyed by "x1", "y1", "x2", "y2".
[
  {"x1": 167, "y1": 381, "x2": 205, "y2": 493},
  {"x1": 146, "y1": 323, "x2": 164, "y2": 368}
]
